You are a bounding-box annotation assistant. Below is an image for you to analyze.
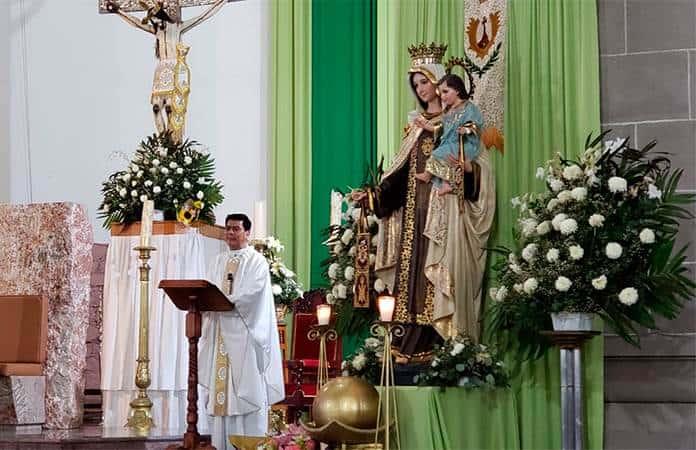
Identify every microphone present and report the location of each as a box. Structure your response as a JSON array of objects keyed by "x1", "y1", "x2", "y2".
[{"x1": 226, "y1": 272, "x2": 234, "y2": 296}]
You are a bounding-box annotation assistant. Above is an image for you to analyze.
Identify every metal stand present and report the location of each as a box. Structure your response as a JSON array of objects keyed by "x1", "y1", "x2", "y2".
[
  {"x1": 542, "y1": 331, "x2": 600, "y2": 450},
  {"x1": 307, "y1": 324, "x2": 338, "y2": 392},
  {"x1": 126, "y1": 245, "x2": 156, "y2": 434},
  {"x1": 371, "y1": 321, "x2": 404, "y2": 450}
]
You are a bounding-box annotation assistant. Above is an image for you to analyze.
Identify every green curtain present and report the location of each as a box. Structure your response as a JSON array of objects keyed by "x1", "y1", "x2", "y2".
[
  {"x1": 497, "y1": 1, "x2": 604, "y2": 449},
  {"x1": 394, "y1": 386, "x2": 521, "y2": 450},
  {"x1": 270, "y1": 0, "x2": 312, "y2": 289},
  {"x1": 376, "y1": 0, "x2": 465, "y2": 165},
  {"x1": 310, "y1": 0, "x2": 377, "y2": 288}
]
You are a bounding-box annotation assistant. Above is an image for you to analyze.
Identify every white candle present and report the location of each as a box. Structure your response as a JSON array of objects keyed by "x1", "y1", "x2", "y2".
[
  {"x1": 330, "y1": 191, "x2": 344, "y2": 226},
  {"x1": 378, "y1": 295, "x2": 395, "y2": 322},
  {"x1": 140, "y1": 200, "x2": 154, "y2": 247},
  {"x1": 253, "y1": 200, "x2": 267, "y2": 239},
  {"x1": 316, "y1": 304, "x2": 331, "y2": 326}
]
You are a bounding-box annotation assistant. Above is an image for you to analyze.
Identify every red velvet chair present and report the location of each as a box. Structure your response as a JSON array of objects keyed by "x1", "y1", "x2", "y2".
[{"x1": 282, "y1": 290, "x2": 342, "y2": 421}]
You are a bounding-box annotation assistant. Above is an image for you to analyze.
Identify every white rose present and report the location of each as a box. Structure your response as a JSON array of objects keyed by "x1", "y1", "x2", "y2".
[
  {"x1": 130, "y1": 164, "x2": 139, "y2": 172},
  {"x1": 348, "y1": 246, "x2": 356, "y2": 256},
  {"x1": 571, "y1": 187, "x2": 587, "y2": 201},
  {"x1": 495, "y1": 285, "x2": 508, "y2": 302},
  {"x1": 546, "y1": 248, "x2": 560, "y2": 262},
  {"x1": 161, "y1": 167, "x2": 171, "y2": 175},
  {"x1": 523, "y1": 278, "x2": 538, "y2": 294},
  {"x1": 508, "y1": 253, "x2": 518, "y2": 264},
  {"x1": 152, "y1": 159, "x2": 160, "y2": 167},
  {"x1": 196, "y1": 191, "x2": 204, "y2": 200},
  {"x1": 184, "y1": 156, "x2": 193, "y2": 165},
  {"x1": 592, "y1": 275, "x2": 607, "y2": 290},
  {"x1": 149, "y1": 168, "x2": 157, "y2": 174},
  {"x1": 169, "y1": 162, "x2": 178, "y2": 169},
  {"x1": 639, "y1": 228, "x2": 655, "y2": 244},
  {"x1": 547, "y1": 198, "x2": 560, "y2": 211},
  {"x1": 535, "y1": 167, "x2": 546, "y2": 179},
  {"x1": 131, "y1": 189, "x2": 138, "y2": 197},
  {"x1": 509, "y1": 263, "x2": 522, "y2": 274},
  {"x1": 183, "y1": 181, "x2": 192, "y2": 189},
  {"x1": 521, "y1": 218, "x2": 538, "y2": 237},
  {"x1": 489, "y1": 287, "x2": 499, "y2": 300},
  {"x1": 123, "y1": 173, "x2": 132, "y2": 182},
  {"x1": 608, "y1": 176, "x2": 627, "y2": 193},
  {"x1": 647, "y1": 183, "x2": 662, "y2": 200},
  {"x1": 157, "y1": 146, "x2": 167, "y2": 157},
  {"x1": 144, "y1": 180, "x2": 153, "y2": 187},
  {"x1": 131, "y1": 180, "x2": 138, "y2": 186},
  {"x1": 513, "y1": 283, "x2": 524, "y2": 293},
  {"x1": 333, "y1": 243, "x2": 343, "y2": 254},
  {"x1": 549, "y1": 178, "x2": 565, "y2": 192},
  {"x1": 552, "y1": 213, "x2": 568, "y2": 231},
  {"x1": 153, "y1": 186, "x2": 161, "y2": 194},
  {"x1": 588, "y1": 214, "x2": 605, "y2": 227},
  {"x1": 536, "y1": 221, "x2": 551, "y2": 235},
  {"x1": 559, "y1": 218, "x2": 578, "y2": 235},
  {"x1": 569, "y1": 245, "x2": 584, "y2": 260},
  {"x1": 374, "y1": 278, "x2": 386, "y2": 293},
  {"x1": 557, "y1": 190, "x2": 572, "y2": 203},
  {"x1": 522, "y1": 243, "x2": 538, "y2": 262},
  {"x1": 177, "y1": 167, "x2": 184, "y2": 174},
  {"x1": 166, "y1": 178, "x2": 173, "y2": 186},
  {"x1": 344, "y1": 266, "x2": 355, "y2": 281},
  {"x1": 350, "y1": 207, "x2": 362, "y2": 222},
  {"x1": 336, "y1": 283, "x2": 347, "y2": 299},
  {"x1": 562, "y1": 165, "x2": 583, "y2": 180},
  {"x1": 326, "y1": 293, "x2": 336, "y2": 305},
  {"x1": 341, "y1": 229, "x2": 354, "y2": 245},
  {"x1": 618, "y1": 287, "x2": 638, "y2": 305},
  {"x1": 606, "y1": 242, "x2": 623, "y2": 259},
  {"x1": 119, "y1": 188, "x2": 127, "y2": 197},
  {"x1": 139, "y1": 194, "x2": 148, "y2": 202},
  {"x1": 136, "y1": 170, "x2": 143, "y2": 178},
  {"x1": 451, "y1": 343, "x2": 465, "y2": 356},
  {"x1": 352, "y1": 353, "x2": 366, "y2": 371},
  {"x1": 328, "y1": 263, "x2": 339, "y2": 279},
  {"x1": 272, "y1": 284, "x2": 282, "y2": 296},
  {"x1": 555, "y1": 276, "x2": 572, "y2": 292}
]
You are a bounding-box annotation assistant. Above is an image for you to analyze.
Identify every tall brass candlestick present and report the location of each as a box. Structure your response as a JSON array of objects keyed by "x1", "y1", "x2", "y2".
[
  {"x1": 372, "y1": 321, "x2": 404, "y2": 450},
  {"x1": 126, "y1": 245, "x2": 156, "y2": 433}
]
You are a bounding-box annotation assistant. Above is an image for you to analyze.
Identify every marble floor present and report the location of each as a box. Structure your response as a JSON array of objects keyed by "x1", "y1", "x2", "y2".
[{"x1": 0, "y1": 425, "x2": 205, "y2": 450}]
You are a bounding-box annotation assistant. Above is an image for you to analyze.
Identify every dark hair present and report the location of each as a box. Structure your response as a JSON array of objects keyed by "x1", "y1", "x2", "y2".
[
  {"x1": 225, "y1": 213, "x2": 252, "y2": 231},
  {"x1": 438, "y1": 73, "x2": 470, "y2": 100}
]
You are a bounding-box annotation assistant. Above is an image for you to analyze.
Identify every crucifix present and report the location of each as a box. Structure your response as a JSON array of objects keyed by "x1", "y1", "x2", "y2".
[{"x1": 100, "y1": 0, "x2": 239, "y2": 142}]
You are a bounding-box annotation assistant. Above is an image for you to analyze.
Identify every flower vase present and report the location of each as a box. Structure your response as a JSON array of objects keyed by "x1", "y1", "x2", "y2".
[{"x1": 551, "y1": 312, "x2": 594, "y2": 331}]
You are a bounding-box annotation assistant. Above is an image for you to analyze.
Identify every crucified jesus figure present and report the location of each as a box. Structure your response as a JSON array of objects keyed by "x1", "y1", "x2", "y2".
[{"x1": 105, "y1": 0, "x2": 227, "y2": 141}]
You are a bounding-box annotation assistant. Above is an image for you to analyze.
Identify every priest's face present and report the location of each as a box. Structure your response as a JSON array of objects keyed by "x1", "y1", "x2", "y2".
[{"x1": 225, "y1": 220, "x2": 249, "y2": 250}]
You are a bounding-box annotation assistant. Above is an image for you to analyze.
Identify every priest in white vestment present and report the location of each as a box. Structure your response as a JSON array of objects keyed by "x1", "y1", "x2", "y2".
[{"x1": 199, "y1": 213, "x2": 284, "y2": 449}]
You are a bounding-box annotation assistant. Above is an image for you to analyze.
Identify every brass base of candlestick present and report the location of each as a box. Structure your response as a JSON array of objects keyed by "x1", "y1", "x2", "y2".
[{"x1": 126, "y1": 393, "x2": 154, "y2": 434}]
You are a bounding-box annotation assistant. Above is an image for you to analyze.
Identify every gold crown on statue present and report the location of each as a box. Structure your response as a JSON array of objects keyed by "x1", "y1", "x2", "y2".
[{"x1": 408, "y1": 42, "x2": 448, "y2": 67}]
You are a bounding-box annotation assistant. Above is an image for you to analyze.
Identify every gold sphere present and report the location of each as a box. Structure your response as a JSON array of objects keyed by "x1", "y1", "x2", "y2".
[{"x1": 312, "y1": 376, "x2": 379, "y2": 429}]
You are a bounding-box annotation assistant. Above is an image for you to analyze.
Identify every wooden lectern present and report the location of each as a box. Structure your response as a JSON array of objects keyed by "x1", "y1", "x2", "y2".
[{"x1": 159, "y1": 279, "x2": 234, "y2": 450}]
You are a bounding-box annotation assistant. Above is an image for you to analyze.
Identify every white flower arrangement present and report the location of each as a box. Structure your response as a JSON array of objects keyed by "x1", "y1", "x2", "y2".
[
  {"x1": 258, "y1": 236, "x2": 303, "y2": 309},
  {"x1": 99, "y1": 133, "x2": 224, "y2": 227},
  {"x1": 488, "y1": 133, "x2": 695, "y2": 357}
]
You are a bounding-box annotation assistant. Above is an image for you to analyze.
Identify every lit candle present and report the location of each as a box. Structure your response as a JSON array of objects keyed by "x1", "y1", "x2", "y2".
[
  {"x1": 316, "y1": 304, "x2": 331, "y2": 326},
  {"x1": 378, "y1": 295, "x2": 395, "y2": 322},
  {"x1": 140, "y1": 200, "x2": 154, "y2": 247},
  {"x1": 253, "y1": 200, "x2": 267, "y2": 240},
  {"x1": 330, "y1": 191, "x2": 343, "y2": 226}
]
